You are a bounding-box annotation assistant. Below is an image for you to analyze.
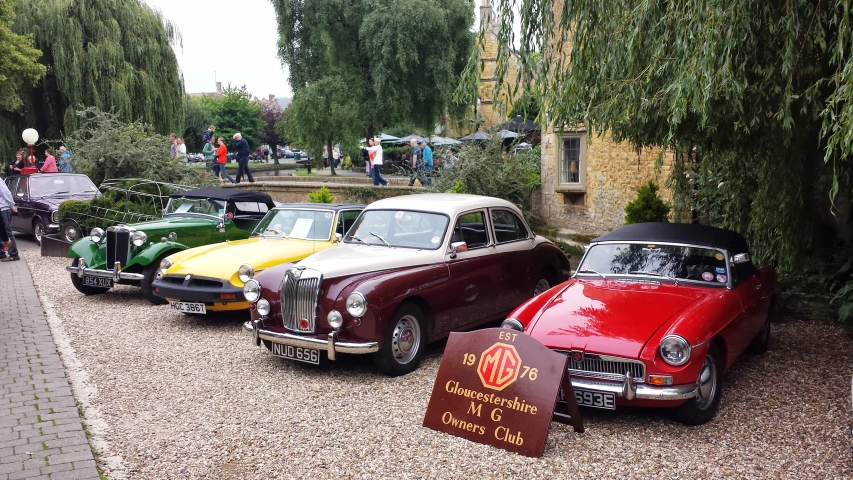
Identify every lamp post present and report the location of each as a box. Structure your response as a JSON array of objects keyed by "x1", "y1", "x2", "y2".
[{"x1": 21, "y1": 128, "x2": 39, "y2": 174}]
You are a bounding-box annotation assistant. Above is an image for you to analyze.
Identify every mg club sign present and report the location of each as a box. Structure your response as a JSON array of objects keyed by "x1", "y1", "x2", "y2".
[
  {"x1": 423, "y1": 328, "x2": 583, "y2": 457},
  {"x1": 477, "y1": 343, "x2": 521, "y2": 391}
]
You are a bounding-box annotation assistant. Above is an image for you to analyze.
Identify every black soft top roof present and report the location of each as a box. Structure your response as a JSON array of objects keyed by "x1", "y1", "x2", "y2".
[
  {"x1": 592, "y1": 222, "x2": 749, "y2": 255},
  {"x1": 171, "y1": 187, "x2": 275, "y2": 207}
]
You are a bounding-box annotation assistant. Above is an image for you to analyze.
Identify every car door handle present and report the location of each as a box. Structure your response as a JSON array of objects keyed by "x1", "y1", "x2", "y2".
[{"x1": 756, "y1": 284, "x2": 762, "y2": 290}]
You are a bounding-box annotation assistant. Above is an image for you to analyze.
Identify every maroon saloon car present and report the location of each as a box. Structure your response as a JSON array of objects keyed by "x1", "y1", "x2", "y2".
[
  {"x1": 500, "y1": 223, "x2": 777, "y2": 424},
  {"x1": 242, "y1": 194, "x2": 572, "y2": 375}
]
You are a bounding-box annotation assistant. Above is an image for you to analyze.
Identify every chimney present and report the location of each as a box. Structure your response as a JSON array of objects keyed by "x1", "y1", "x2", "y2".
[
  {"x1": 479, "y1": 0, "x2": 493, "y2": 27},
  {"x1": 216, "y1": 82, "x2": 222, "y2": 95},
  {"x1": 269, "y1": 94, "x2": 275, "y2": 102}
]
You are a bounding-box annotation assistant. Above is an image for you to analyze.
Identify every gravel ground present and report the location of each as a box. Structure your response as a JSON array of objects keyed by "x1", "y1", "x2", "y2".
[{"x1": 22, "y1": 251, "x2": 853, "y2": 479}]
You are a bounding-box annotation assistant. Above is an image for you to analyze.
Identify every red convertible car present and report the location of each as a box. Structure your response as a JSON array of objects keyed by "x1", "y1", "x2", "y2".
[
  {"x1": 242, "y1": 194, "x2": 572, "y2": 375},
  {"x1": 501, "y1": 223, "x2": 777, "y2": 424}
]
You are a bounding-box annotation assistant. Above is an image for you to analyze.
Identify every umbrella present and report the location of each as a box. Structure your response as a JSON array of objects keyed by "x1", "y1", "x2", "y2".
[
  {"x1": 395, "y1": 134, "x2": 428, "y2": 145},
  {"x1": 502, "y1": 115, "x2": 540, "y2": 132},
  {"x1": 359, "y1": 133, "x2": 401, "y2": 144},
  {"x1": 497, "y1": 129, "x2": 521, "y2": 139},
  {"x1": 429, "y1": 135, "x2": 462, "y2": 146},
  {"x1": 458, "y1": 131, "x2": 491, "y2": 142}
]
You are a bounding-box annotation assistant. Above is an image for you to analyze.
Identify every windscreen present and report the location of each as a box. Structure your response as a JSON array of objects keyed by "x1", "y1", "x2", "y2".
[
  {"x1": 29, "y1": 175, "x2": 98, "y2": 197},
  {"x1": 579, "y1": 243, "x2": 729, "y2": 284},
  {"x1": 254, "y1": 209, "x2": 334, "y2": 240},
  {"x1": 344, "y1": 210, "x2": 449, "y2": 250}
]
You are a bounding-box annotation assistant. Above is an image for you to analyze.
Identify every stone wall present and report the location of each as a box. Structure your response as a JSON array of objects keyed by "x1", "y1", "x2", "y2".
[
  {"x1": 537, "y1": 129, "x2": 673, "y2": 235},
  {"x1": 226, "y1": 181, "x2": 415, "y2": 205}
]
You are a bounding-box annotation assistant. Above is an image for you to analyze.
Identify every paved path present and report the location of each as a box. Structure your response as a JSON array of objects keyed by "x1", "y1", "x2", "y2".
[{"x1": 0, "y1": 242, "x2": 99, "y2": 480}]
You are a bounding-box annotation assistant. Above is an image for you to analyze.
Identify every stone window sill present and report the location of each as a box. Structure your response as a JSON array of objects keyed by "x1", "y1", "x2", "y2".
[{"x1": 555, "y1": 184, "x2": 586, "y2": 193}]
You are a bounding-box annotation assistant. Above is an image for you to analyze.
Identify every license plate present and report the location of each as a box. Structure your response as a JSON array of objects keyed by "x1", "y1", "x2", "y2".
[
  {"x1": 270, "y1": 343, "x2": 320, "y2": 365},
  {"x1": 82, "y1": 276, "x2": 113, "y2": 288},
  {"x1": 169, "y1": 301, "x2": 207, "y2": 314},
  {"x1": 559, "y1": 387, "x2": 616, "y2": 410}
]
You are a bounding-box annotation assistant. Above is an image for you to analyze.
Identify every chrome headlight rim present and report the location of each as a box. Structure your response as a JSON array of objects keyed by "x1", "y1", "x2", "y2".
[
  {"x1": 327, "y1": 309, "x2": 344, "y2": 329},
  {"x1": 243, "y1": 279, "x2": 261, "y2": 303},
  {"x1": 501, "y1": 318, "x2": 524, "y2": 332},
  {"x1": 131, "y1": 230, "x2": 147, "y2": 247},
  {"x1": 659, "y1": 335, "x2": 692, "y2": 366},
  {"x1": 159, "y1": 258, "x2": 173, "y2": 270},
  {"x1": 238, "y1": 264, "x2": 254, "y2": 283},
  {"x1": 345, "y1": 292, "x2": 367, "y2": 318},
  {"x1": 256, "y1": 298, "x2": 271, "y2": 317},
  {"x1": 90, "y1": 227, "x2": 105, "y2": 243}
]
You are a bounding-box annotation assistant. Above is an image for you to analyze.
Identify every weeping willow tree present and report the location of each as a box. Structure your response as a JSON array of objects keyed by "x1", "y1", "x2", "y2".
[
  {"x1": 0, "y1": 0, "x2": 183, "y2": 164},
  {"x1": 473, "y1": 0, "x2": 853, "y2": 271}
]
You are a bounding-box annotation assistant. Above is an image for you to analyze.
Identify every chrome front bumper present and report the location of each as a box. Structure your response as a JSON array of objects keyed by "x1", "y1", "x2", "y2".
[
  {"x1": 66, "y1": 260, "x2": 144, "y2": 282},
  {"x1": 243, "y1": 320, "x2": 379, "y2": 361},
  {"x1": 572, "y1": 376, "x2": 698, "y2": 401}
]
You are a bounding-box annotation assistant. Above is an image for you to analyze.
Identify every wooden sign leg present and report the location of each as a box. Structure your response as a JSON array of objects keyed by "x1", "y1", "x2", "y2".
[{"x1": 552, "y1": 370, "x2": 584, "y2": 433}]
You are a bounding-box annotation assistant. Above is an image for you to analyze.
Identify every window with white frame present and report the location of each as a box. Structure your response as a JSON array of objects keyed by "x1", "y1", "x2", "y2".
[{"x1": 557, "y1": 133, "x2": 587, "y2": 192}]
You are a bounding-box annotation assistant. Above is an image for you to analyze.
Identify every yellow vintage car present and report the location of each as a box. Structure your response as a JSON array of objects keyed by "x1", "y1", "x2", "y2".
[{"x1": 151, "y1": 204, "x2": 364, "y2": 314}]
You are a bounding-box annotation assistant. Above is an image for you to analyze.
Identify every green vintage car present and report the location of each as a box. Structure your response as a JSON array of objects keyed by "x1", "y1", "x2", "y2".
[{"x1": 66, "y1": 187, "x2": 276, "y2": 304}]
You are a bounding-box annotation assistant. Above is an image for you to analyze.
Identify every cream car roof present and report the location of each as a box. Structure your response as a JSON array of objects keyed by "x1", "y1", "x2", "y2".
[{"x1": 365, "y1": 194, "x2": 522, "y2": 217}]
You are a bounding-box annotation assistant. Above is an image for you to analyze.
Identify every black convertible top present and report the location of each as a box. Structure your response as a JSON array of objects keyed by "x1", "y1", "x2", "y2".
[
  {"x1": 171, "y1": 187, "x2": 275, "y2": 208},
  {"x1": 592, "y1": 222, "x2": 749, "y2": 254}
]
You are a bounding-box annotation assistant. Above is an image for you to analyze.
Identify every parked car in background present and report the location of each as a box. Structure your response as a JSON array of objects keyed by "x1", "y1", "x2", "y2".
[
  {"x1": 242, "y1": 194, "x2": 572, "y2": 376},
  {"x1": 66, "y1": 188, "x2": 275, "y2": 304},
  {"x1": 152, "y1": 204, "x2": 364, "y2": 315},
  {"x1": 4, "y1": 173, "x2": 100, "y2": 244},
  {"x1": 501, "y1": 222, "x2": 778, "y2": 425}
]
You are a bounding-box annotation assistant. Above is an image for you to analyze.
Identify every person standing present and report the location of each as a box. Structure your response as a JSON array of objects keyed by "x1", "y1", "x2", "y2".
[
  {"x1": 176, "y1": 137, "x2": 187, "y2": 160},
  {"x1": 202, "y1": 125, "x2": 216, "y2": 144},
  {"x1": 203, "y1": 138, "x2": 217, "y2": 175},
  {"x1": 332, "y1": 145, "x2": 341, "y2": 169},
  {"x1": 0, "y1": 178, "x2": 19, "y2": 262},
  {"x1": 420, "y1": 139, "x2": 434, "y2": 186},
  {"x1": 407, "y1": 139, "x2": 425, "y2": 186},
  {"x1": 169, "y1": 133, "x2": 178, "y2": 157},
  {"x1": 57, "y1": 146, "x2": 72, "y2": 172},
  {"x1": 232, "y1": 133, "x2": 254, "y2": 183},
  {"x1": 10, "y1": 150, "x2": 25, "y2": 174},
  {"x1": 216, "y1": 137, "x2": 236, "y2": 183},
  {"x1": 322, "y1": 145, "x2": 330, "y2": 168},
  {"x1": 39, "y1": 148, "x2": 58, "y2": 173},
  {"x1": 363, "y1": 138, "x2": 388, "y2": 187}
]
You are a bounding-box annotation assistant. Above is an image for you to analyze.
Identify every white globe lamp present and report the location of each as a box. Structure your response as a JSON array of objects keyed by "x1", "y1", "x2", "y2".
[{"x1": 22, "y1": 128, "x2": 39, "y2": 145}]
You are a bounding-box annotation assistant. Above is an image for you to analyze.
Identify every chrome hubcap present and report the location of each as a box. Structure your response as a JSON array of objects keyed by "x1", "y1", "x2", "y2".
[
  {"x1": 696, "y1": 354, "x2": 717, "y2": 410},
  {"x1": 534, "y1": 278, "x2": 550, "y2": 296},
  {"x1": 35, "y1": 224, "x2": 43, "y2": 241},
  {"x1": 65, "y1": 226, "x2": 78, "y2": 242},
  {"x1": 391, "y1": 315, "x2": 421, "y2": 365}
]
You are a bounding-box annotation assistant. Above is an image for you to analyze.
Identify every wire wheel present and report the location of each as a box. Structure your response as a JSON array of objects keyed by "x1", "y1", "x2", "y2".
[{"x1": 390, "y1": 314, "x2": 421, "y2": 365}]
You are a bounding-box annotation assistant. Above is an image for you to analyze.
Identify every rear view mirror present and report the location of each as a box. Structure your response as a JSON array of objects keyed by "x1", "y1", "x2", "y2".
[
  {"x1": 449, "y1": 241, "x2": 468, "y2": 258},
  {"x1": 334, "y1": 233, "x2": 342, "y2": 243},
  {"x1": 733, "y1": 253, "x2": 750, "y2": 264}
]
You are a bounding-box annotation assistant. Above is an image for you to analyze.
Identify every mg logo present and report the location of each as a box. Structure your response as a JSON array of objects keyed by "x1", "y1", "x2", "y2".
[{"x1": 477, "y1": 342, "x2": 521, "y2": 391}]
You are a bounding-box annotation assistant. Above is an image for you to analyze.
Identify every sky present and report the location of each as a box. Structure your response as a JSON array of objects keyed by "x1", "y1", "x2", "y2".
[
  {"x1": 143, "y1": 0, "x2": 492, "y2": 101},
  {"x1": 143, "y1": 0, "x2": 293, "y2": 99}
]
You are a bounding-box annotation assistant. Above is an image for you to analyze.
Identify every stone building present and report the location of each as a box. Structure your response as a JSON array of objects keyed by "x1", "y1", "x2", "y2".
[
  {"x1": 476, "y1": 0, "x2": 519, "y2": 129},
  {"x1": 534, "y1": 0, "x2": 673, "y2": 236}
]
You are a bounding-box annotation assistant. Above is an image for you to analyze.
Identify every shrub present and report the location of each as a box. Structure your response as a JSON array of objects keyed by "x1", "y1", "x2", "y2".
[
  {"x1": 308, "y1": 186, "x2": 335, "y2": 203},
  {"x1": 430, "y1": 137, "x2": 541, "y2": 223},
  {"x1": 624, "y1": 181, "x2": 670, "y2": 224},
  {"x1": 342, "y1": 156, "x2": 352, "y2": 170}
]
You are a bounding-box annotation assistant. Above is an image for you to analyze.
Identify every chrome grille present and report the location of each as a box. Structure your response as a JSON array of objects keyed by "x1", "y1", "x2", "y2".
[
  {"x1": 554, "y1": 350, "x2": 646, "y2": 383},
  {"x1": 279, "y1": 267, "x2": 322, "y2": 333},
  {"x1": 105, "y1": 226, "x2": 131, "y2": 267}
]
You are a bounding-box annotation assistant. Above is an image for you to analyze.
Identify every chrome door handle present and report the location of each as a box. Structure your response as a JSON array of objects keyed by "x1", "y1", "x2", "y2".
[{"x1": 756, "y1": 284, "x2": 762, "y2": 290}]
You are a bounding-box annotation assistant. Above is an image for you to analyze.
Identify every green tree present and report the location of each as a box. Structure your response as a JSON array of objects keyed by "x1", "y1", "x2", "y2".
[
  {"x1": 479, "y1": 0, "x2": 853, "y2": 270},
  {"x1": 182, "y1": 96, "x2": 212, "y2": 153},
  {"x1": 0, "y1": 0, "x2": 45, "y2": 113},
  {"x1": 201, "y1": 85, "x2": 263, "y2": 150},
  {"x1": 2, "y1": 0, "x2": 183, "y2": 164},
  {"x1": 271, "y1": 0, "x2": 474, "y2": 141},
  {"x1": 624, "y1": 182, "x2": 671, "y2": 224},
  {"x1": 259, "y1": 106, "x2": 284, "y2": 164},
  {"x1": 279, "y1": 76, "x2": 360, "y2": 174},
  {"x1": 508, "y1": 91, "x2": 539, "y2": 121}
]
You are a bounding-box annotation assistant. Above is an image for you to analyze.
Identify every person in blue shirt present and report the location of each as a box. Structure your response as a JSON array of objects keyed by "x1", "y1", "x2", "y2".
[
  {"x1": 419, "y1": 139, "x2": 434, "y2": 186},
  {"x1": 57, "y1": 146, "x2": 72, "y2": 172},
  {"x1": 0, "y1": 179, "x2": 19, "y2": 261}
]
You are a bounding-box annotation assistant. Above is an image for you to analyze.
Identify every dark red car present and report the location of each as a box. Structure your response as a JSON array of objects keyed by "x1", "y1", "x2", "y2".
[
  {"x1": 242, "y1": 194, "x2": 572, "y2": 376},
  {"x1": 4, "y1": 173, "x2": 99, "y2": 244},
  {"x1": 500, "y1": 223, "x2": 777, "y2": 424}
]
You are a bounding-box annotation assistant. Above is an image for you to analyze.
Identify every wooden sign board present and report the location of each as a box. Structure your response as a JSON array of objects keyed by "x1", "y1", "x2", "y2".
[{"x1": 422, "y1": 328, "x2": 583, "y2": 458}]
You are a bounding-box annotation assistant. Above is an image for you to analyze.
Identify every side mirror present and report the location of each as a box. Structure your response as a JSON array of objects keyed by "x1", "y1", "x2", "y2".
[
  {"x1": 733, "y1": 253, "x2": 750, "y2": 264},
  {"x1": 334, "y1": 233, "x2": 342, "y2": 243},
  {"x1": 449, "y1": 241, "x2": 468, "y2": 259}
]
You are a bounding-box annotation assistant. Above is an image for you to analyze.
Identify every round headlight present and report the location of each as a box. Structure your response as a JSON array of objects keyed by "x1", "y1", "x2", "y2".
[
  {"x1": 131, "y1": 230, "x2": 147, "y2": 247},
  {"x1": 256, "y1": 298, "x2": 271, "y2": 317},
  {"x1": 238, "y1": 264, "x2": 254, "y2": 283},
  {"x1": 243, "y1": 279, "x2": 261, "y2": 303},
  {"x1": 327, "y1": 310, "x2": 343, "y2": 329},
  {"x1": 90, "y1": 227, "x2": 105, "y2": 243},
  {"x1": 345, "y1": 292, "x2": 367, "y2": 317},
  {"x1": 659, "y1": 335, "x2": 692, "y2": 366},
  {"x1": 159, "y1": 258, "x2": 173, "y2": 270}
]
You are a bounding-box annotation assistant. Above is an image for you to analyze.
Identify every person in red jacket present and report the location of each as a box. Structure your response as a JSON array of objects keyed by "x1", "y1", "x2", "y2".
[{"x1": 216, "y1": 137, "x2": 235, "y2": 183}]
